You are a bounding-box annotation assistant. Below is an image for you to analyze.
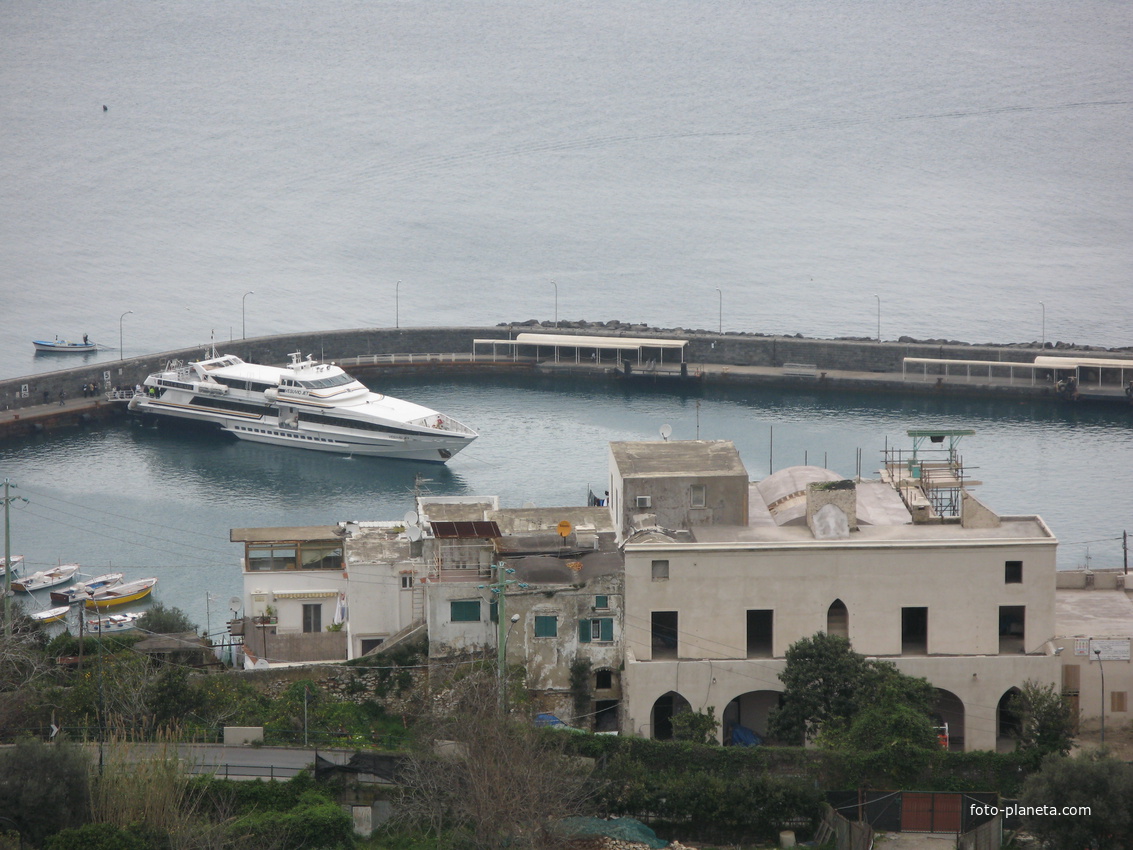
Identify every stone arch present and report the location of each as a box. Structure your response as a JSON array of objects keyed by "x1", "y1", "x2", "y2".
[
  {"x1": 722, "y1": 690, "x2": 783, "y2": 745},
  {"x1": 650, "y1": 691, "x2": 692, "y2": 741},
  {"x1": 932, "y1": 688, "x2": 965, "y2": 751},
  {"x1": 826, "y1": 599, "x2": 849, "y2": 639},
  {"x1": 997, "y1": 687, "x2": 1023, "y2": 747}
]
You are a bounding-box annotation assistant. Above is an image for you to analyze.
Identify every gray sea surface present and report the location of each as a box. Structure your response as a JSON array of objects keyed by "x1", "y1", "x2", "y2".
[{"x1": 2, "y1": 0, "x2": 1131, "y2": 381}]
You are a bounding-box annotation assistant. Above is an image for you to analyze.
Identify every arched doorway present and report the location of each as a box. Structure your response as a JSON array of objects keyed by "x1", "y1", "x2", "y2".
[
  {"x1": 722, "y1": 690, "x2": 782, "y2": 745},
  {"x1": 827, "y1": 599, "x2": 849, "y2": 639},
  {"x1": 650, "y1": 691, "x2": 691, "y2": 741},
  {"x1": 932, "y1": 688, "x2": 965, "y2": 751},
  {"x1": 997, "y1": 687, "x2": 1022, "y2": 750}
]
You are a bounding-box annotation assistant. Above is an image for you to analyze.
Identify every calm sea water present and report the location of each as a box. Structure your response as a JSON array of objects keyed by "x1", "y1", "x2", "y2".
[
  {"x1": 1, "y1": 374, "x2": 1131, "y2": 633},
  {"x1": 2, "y1": 0, "x2": 1131, "y2": 383}
]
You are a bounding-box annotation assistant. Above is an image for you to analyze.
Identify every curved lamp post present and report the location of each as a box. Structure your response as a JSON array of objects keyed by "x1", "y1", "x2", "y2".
[
  {"x1": 242, "y1": 291, "x2": 254, "y2": 339},
  {"x1": 119, "y1": 310, "x2": 133, "y2": 360}
]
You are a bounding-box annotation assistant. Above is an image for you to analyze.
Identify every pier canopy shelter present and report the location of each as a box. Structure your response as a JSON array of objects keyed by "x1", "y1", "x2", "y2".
[
  {"x1": 1032, "y1": 355, "x2": 1133, "y2": 389},
  {"x1": 473, "y1": 333, "x2": 688, "y2": 366}
]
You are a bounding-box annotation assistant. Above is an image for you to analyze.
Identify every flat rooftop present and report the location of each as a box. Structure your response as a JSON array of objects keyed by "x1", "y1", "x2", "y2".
[
  {"x1": 610, "y1": 440, "x2": 748, "y2": 477},
  {"x1": 689, "y1": 514, "x2": 1054, "y2": 546},
  {"x1": 1055, "y1": 588, "x2": 1133, "y2": 638}
]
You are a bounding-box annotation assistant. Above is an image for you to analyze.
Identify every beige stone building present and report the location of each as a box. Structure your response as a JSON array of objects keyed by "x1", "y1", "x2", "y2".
[{"x1": 614, "y1": 436, "x2": 1062, "y2": 752}]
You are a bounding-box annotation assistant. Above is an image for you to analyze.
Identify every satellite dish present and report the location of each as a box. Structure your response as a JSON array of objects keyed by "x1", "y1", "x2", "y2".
[
  {"x1": 406, "y1": 525, "x2": 423, "y2": 542},
  {"x1": 404, "y1": 510, "x2": 419, "y2": 525},
  {"x1": 254, "y1": 658, "x2": 270, "y2": 669},
  {"x1": 522, "y1": 501, "x2": 536, "y2": 509},
  {"x1": 659, "y1": 424, "x2": 672, "y2": 441},
  {"x1": 229, "y1": 596, "x2": 242, "y2": 612}
]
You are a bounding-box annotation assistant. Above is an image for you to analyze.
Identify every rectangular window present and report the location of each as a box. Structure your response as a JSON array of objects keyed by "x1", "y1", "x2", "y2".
[
  {"x1": 1062, "y1": 663, "x2": 1080, "y2": 693},
  {"x1": 651, "y1": 560, "x2": 669, "y2": 581},
  {"x1": 747, "y1": 609, "x2": 773, "y2": 658},
  {"x1": 302, "y1": 603, "x2": 322, "y2": 633},
  {"x1": 635, "y1": 495, "x2": 652, "y2": 508},
  {"x1": 651, "y1": 611, "x2": 678, "y2": 658},
  {"x1": 690, "y1": 484, "x2": 706, "y2": 508},
  {"x1": 359, "y1": 638, "x2": 384, "y2": 655},
  {"x1": 579, "y1": 617, "x2": 613, "y2": 643},
  {"x1": 1005, "y1": 560, "x2": 1023, "y2": 584},
  {"x1": 1112, "y1": 692, "x2": 1128, "y2": 713},
  {"x1": 999, "y1": 605, "x2": 1025, "y2": 654},
  {"x1": 595, "y1": 669, "x2": 613, "y2": 690},
  {"x1": 902, "y1": 607, "x2": 928, "y2": 655},
  {"x1": 299, "y1": 544, "x2": 343, "y2": 570},
  {"x1": 450, "y1": 600, "x2": 481, "y2": 622},
  {"x1": 594, "y1": 595, "x2": 609, "y2": 610},
  {"x1": 246, "y1": 544, "x2": 296, "y2": 572},
  {"x1": 534, "y1": 615, "x2": 558, "y2": 638},
  {"x1": 401, "y1": 575, "x2": 414, "y2": 589}
]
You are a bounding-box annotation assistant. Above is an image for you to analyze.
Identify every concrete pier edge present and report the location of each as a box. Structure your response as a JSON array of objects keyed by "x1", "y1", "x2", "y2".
[{"x1": 2, "y1": 323, "x2": 1130, "y2": 438}]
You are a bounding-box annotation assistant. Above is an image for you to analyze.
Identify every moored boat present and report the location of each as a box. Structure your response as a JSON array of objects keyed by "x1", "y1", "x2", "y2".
[
  {"x1": 33, "y1": 337, "x2": 96, "y2": 353},
  {"x1": 30, "y1": 606, "x2": 71, "y2": 624},
  {"x1": 84, "y1": 577, "x2": 158, "y2": 609},
  {"x1": 86, "y1": 612, "x2": 144, "y2": 633},
  {"x1": 50, "y1": 572, "x2": 125, "y2": 603},
  {"x1": 127, "y1": 350, "x2": 477, "y2": 462},
  {"x1": 0, "y1": 555, "x2": 23, "y2": 578},
  {"x1": 12, "y1": 563, "x2": 80, "y2": 593}
]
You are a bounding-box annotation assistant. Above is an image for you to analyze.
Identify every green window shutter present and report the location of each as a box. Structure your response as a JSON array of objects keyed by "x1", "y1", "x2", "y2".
[
  {"x1": 594, "y1": 595, "x2": 609, "y2": 609},
  {"x1": 578, "y1": 618, "x2": 592, "y2": 643},
  {"x1": 489, "y1": 600, "x2": 498, "y2": 622},
  {"x1": 534, "y1": 615, "x2": 558, "y2": 638},
  {"x1": 450, "y1": 600, "x2": 480, "y2": 622},
  {"x1": 599, "y1": 618, "x2": 614, "y2": 642}
]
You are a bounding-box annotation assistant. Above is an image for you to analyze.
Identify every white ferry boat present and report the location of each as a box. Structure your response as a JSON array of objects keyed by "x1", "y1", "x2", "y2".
[{"x1": 127, "y1": 351, "x2": 477, "y2": 462}]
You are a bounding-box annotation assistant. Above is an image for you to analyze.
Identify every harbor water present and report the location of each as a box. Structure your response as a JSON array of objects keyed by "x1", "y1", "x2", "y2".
[{"x1": 1, "y1": 373, "x2": 1130, "y2": 635}]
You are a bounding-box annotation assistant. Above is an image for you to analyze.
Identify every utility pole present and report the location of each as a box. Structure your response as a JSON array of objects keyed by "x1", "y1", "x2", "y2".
[
  {"x1": 481, "y1": 564, "x2": 527, "y2": 712},
  {"x1": 1094, "y1": 647, "x2": 1105, "y2": 746},
  {"x1": 3, "y1": 479, "x2": 28, "y2": 638}
]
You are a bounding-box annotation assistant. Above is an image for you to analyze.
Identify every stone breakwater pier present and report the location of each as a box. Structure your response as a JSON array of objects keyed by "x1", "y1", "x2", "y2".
[{"x1": 1, "y1": 322, "x2": 1130, "y2": 439}]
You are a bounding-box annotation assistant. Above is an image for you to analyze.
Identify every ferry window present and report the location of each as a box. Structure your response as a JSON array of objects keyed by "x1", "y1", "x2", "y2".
[
  {"x1": 302, "y1": 603, "x2": 322, "y2": 633},
  {"x1": 534, "y1": 615, "x2": 558, "y2": 638},
  {"x1": 246, "y1": 545, "x2": 296, "y2": 571},
  {"x1": 299, "y1": 544, "x2": 343, "y2": 570},
  {"x1": 450, "y1": 600, "x2": 481, "y2": 622}
]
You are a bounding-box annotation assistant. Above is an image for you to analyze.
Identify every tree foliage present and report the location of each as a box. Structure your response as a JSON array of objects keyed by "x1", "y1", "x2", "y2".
[
  {"x1": 1020, "y1": 750, "x2": 1133, "y2": 850},
  {"x1": 0, "y1": 738, "x2": 90, "y2": 846},
  {"x1": 768, "y1": 632, "x2": 936, "y2": 746},
  {"x1": 396, "y1": 672, "x2": 593, "y2": 849},
  {"x1": 671, "y1": 706, "x2": 720, "y2": 745},
  {"x1": 1006, "y1": 679, "x2": 1075, "y2": 758},
  {"x1": 138, "y1": 602, "x2": 199, "y2": 635}
]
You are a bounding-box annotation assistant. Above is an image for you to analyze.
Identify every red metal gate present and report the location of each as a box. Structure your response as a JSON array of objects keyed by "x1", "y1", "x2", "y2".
[{"x1": 901, "y1": 792, "x2": 962, "y2": 833}]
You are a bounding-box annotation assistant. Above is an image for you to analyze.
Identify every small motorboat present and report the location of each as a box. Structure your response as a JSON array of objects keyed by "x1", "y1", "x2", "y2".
[
  {"x1": 86, "y1": 611, "x2": 144, "y2": 633},
  {"x1": 0, "y1": 555, "x2": 23, "y2": 578},
  {"x1": 30, "y1": 606, "x2": 71, "y2": 625},
  {"x1": 12, "y1": 563, "x2": 81, "y2": 593},
  {"x1": 50, "y1": 572, "x2": 124, "y2": 604},
  {"x1": 84, "y1": 577, "x2": 158, "y2": 609},
  {"x1": 33, "y1": 337, "x2": 96, "y2": 353}
]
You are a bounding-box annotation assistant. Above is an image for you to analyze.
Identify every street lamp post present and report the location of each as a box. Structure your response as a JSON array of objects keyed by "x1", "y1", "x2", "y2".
[
  {"x1": 551, "y1": 279, "x2": 558, "y2": 328},
  {"x1": 119, "y1": 310, "x2": 133, "y2": 360},
  {"x1": 716, "y1": 288, "x2": 722, "y2": 334},
  {"x1": 395, "y1": 280, "x2": 401, "y2": 329},
  {"x1": 1040, "y1": 301, "x2": 1045, "y2": 348},
  {"x1": 874, "y1": 294, "x2": 881, "y2": 343},
  {"x1": 242, "y1": 291, "x2": 254, "y2": 340},
  {"x1": 1094, "y1": 647, "x2": 1105, "y2": 746}
]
